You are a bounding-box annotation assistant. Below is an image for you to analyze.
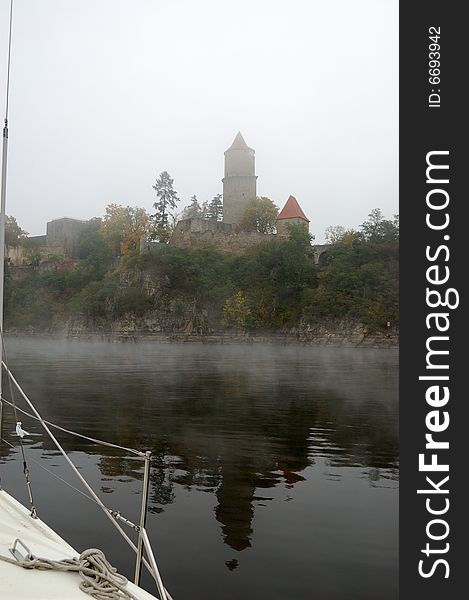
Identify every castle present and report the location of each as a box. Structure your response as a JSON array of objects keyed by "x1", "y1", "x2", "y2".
[
  {"x1": 170, "y1": 132, "x2": 310, "y2": 253},
  {"x1": 7, "y1": 133, "x2": 311, "y2": 266}
]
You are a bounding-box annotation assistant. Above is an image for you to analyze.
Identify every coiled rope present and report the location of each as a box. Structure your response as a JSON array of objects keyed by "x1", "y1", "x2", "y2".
[{"x1": 0, "y1": 547, "x2": 140, "y2": 600}]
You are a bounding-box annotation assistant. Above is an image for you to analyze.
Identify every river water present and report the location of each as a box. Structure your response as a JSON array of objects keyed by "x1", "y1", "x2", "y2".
[{"x1": 1, "y1": 337, "x2": 398, "y2": 599}]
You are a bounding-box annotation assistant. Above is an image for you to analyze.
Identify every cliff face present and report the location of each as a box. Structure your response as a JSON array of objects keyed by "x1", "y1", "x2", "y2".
[
  {"x1": 296, "y1": 319, "x2": 398, "y2": 348},
  {"x1": 7, "y1": 253, "x2": 399, "y2": 348},
  {"x1": 65, "y1": 317, "x2": 398, "y2": 347},
  {"x1": 64, "y1": 266, "x2": 398, "y2": 347},
  {"x1": 67, "y1": 265, "x2": 215, "y2": 336}
]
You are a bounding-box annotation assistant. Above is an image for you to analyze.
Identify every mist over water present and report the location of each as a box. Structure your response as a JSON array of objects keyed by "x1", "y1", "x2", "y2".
[{"x1": 1, "y1": 337, "x2": 398, "y2": 599}]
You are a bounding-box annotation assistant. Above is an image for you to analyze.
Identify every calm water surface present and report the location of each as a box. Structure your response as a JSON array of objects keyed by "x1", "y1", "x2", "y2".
[{"x1": 1, "y1": 338, "x2": 398, "y2": 599}]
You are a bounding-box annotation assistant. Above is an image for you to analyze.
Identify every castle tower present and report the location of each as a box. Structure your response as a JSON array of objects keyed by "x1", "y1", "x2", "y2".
[
  {"x1": 276, "y1": 195, "x2": 310, "y2": 236},
  {"x1": 222, "y1": 132, "x2": 257, "y2": 226}
]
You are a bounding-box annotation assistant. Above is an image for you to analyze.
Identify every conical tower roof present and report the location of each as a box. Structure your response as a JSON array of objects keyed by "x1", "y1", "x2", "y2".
[
  {"x1": 226, "y1": 131, "x2": 252, "y2": 151},
  {"x1": 277, "y1": 196, "x2": 310, "y2": 222}
]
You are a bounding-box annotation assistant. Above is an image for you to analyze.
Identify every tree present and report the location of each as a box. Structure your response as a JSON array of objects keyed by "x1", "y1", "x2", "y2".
[
  {"x1": 78, "y1": 218, "x2": 112, "y2": 274},
  {"x1": 324, "y1": 225, "x2": 358, "y2": 246},
  {"x1": 5, "y1": 216, "x2": 27, "y2": 247},
  {"x1": 152, "y1": 171, "x2": 179, "y2": 242},
  {"x1": 239, "y1": 197, "x2": 278, "y2": 234},
  {"x1": 274, "y1": 224, "x2": 315, "y2": 290},
  {"x1": 205, "y1": 194, "x2": 223, "y2": 221},
  {"x1": 100, "y1": 204, "x2": 127, "y2": 256},
  {"x1": 223, "y1": 290, "x2": 252, "y2": 329},
  {"x1": 200, "y1": 200, "x2": 209, "y2": 219},
  {"x1": 100, "y1": 204, "x2": 152, "y2": 256},
  {"x1": 305, "y1": 213, "x2": 399, "y2": 330},
  {"x1": 21, "y1": 238, "x2": 42, "y2": 268},
  {"x1": 325, "y1": 225, "x2": 346, "y2": 244},
  {"x1": 181, "y1": 195, "x2": 203, "y2": 220},
  {"x1": 121, "y1": 206, "x2": 152, "y2": 255},
  {"x1": 359, "y1": 209, "x2": 399, "y2": 244}
]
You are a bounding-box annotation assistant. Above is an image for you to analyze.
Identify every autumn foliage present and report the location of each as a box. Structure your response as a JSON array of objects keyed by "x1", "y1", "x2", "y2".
[{"x1": 100, "y1": 204, "x2": 152, "y2": 256}]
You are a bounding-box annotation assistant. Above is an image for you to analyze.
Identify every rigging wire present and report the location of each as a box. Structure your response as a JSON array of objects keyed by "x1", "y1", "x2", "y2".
[
  {"x1": 1, "y1": 0, "x2": 39, "y2": 519},
  {"x1": 0, "y1": 348, "x2": 155, "y2": 577},
  {"x1": 0, "y1": 5, "x2": 172, "y2": 595},
  {"x1": 0, "y1": 338, "x2": 147, "y2": 532},
  {"x1": 1, "y1": 334, "x2": 38, "y2": 518},
  {"x1": 1, "y1": 434, "x2": 140, "y2": 533},
  {"x1": 0, "y1": 335, "x2": 162, "y2": 576},
  {"x1": 0, "y1": 395, "x2": 145, "y2": 459},
  {"x1": 1, "y1": 435, "x2": 97, "y2": 505}
]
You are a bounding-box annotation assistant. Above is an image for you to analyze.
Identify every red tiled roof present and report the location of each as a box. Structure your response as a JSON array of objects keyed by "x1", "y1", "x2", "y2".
[{"x1": 277, "y1": 196, "x2": 310, "y2": 222}]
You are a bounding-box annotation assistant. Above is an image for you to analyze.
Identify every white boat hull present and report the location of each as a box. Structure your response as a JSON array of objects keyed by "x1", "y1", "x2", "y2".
[{"x1": 0, "y1": 489, "x2": 159, "y2": 599}]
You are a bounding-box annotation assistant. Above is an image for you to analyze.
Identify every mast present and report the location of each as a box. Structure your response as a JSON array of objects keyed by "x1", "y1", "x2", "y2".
[
  {"x1": 0, "y1": 117, "x2": 7, "y2": 399},
  {"x1": 1, "y1": 0, "x2": 14, "y2": 400}
]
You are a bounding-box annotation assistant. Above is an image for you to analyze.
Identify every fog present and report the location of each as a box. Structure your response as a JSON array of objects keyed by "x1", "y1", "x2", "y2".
[
  {"x1": 3, "y1": 336, "x2": 399, "y2": 412},
  {"x1": 1, "y1": 0, "x2": 398, "y2": 243}
]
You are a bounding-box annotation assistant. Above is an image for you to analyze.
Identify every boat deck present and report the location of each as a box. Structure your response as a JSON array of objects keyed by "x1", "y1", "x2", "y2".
[{"x1": 0, "y1": 489, "x2": 159, "y2": 599}]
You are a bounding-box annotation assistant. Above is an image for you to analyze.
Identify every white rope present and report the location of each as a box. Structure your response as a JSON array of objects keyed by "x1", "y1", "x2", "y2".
[{"x1": 0, "y1": 548, "x2": 140, "y2": 600}]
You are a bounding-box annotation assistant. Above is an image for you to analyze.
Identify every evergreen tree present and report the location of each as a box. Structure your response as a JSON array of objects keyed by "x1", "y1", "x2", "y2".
[
  {"x1": 205, "y1": 194, "x2": 223, "y2": 221},
  {"x1": 181, "y1": 194, "x2": 203, "y2": 219},
  {"x1": 152, "y1": 171, "x2": 179, "y2": 241},
  {"x1": 201, "y1": 200, "x2": 209, "y2": 219}
]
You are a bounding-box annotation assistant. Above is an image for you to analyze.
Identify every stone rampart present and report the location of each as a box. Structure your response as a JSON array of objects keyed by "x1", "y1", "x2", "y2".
[{"x1": 169, "y1": 218, "x2": 275, "y2": 254}]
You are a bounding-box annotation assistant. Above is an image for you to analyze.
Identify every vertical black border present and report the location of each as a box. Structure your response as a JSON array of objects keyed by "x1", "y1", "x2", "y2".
[{"x1": 400, "y1": 3, "x2": 465, "y2": 598}]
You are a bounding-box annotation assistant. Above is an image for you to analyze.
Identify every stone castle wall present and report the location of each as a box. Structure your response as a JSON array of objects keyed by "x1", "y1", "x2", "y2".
[
  {"x1": 6, "y1": 242, "x2": 73, "y2": 267},
  {"x1": 277, "y1": 217, "x2": 309, "y2": 237},
  {"x1": 46, "y1": 218, "x2": 88, "y2": 258},
  {"x1": 6, "y1": 218, "x2": 88, "y2": 266},
  {"x1": 5, "y1": 245, "x2": 28, "y2": 266},
  {"x1": 170, "y1": 217, "x2": 275, "y2": 254}
]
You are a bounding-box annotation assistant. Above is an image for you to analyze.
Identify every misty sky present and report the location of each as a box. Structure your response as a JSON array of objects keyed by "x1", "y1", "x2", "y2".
[{"x1": 1, "y1": 0, "x2": 398, "y2": 243}]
